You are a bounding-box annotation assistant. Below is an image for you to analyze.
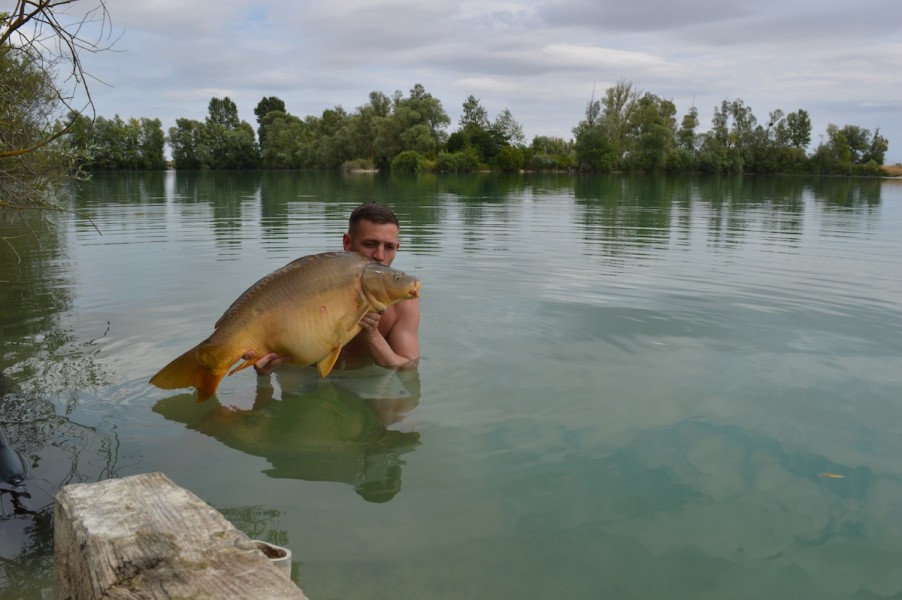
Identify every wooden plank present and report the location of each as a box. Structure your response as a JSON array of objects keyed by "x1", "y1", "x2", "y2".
[{"x1": 54, "y1": 471, "x2": 309, "y2": 599}]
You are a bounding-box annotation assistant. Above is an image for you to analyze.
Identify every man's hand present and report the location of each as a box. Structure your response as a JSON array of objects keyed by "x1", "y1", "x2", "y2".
[
  {"x1": 242, "y1": 350, "x2": 290, "y2": 376},
  {"x1": 357, "y1": 311, "x2": 382, "y2": 333}
]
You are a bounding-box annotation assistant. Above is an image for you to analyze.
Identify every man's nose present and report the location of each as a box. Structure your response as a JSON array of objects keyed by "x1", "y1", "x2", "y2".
[{"x1": 372, "y1": 246, "x2": 385, "y2": 262}]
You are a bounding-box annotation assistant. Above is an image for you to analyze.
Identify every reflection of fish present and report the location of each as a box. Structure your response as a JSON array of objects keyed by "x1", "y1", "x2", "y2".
[
  {"x1": 817, "y1": 472, "x2": 845, "y2": 479},
  {"x1": 152, "y1": 380, "x2": 421, "y2": 502},
  {"x1": 150, "y1": 252, "x2": 420, "y2": 401}
]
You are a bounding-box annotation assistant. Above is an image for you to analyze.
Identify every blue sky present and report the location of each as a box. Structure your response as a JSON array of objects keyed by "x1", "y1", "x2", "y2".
[{"x1": 77, "y1": 0, "x2": 901, "y2": 161}]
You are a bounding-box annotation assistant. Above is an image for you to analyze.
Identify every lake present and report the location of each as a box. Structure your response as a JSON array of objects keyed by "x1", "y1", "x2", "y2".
[{"x1": 2, "y1": 171, "x2": 902, "y2": 599}]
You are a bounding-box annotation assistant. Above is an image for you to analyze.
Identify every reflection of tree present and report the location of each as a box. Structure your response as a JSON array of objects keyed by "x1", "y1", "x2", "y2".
[
  {"x1": 810, "y1": 177, "x2": 883, "y2": 210},
  {"x1": 569, "y1": 175, "x2": 865, "y2": 258},
  {"x1": 696, "y1": 176, "x2": 806, "y2": 250},
  {"x1": 438, "y1": 172, "x2": 528, "y2": 201},
  {"x1": 73, "y1": 172, "x2": 168, "y2": 209},
  {"x1": 572, "y1": 175, "x2": 674, "y2": 257},
  {"x1": 256, "y1": 172, "x2": 450, "y2": 254},
  {"x1": 1, "y1": 211, "x2": 118, "y2": 598},
  {"x1": 153, "y1": 366, "x2": 421, "y2": 503},
  {"x1": 0, "y1": 490, "x2": 53, "y2": 599}
]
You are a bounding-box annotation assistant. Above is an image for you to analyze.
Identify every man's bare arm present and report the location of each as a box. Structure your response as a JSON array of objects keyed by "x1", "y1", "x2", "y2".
[{"x1": 361, "y1": 298, "x2": 420, "y2": 369}]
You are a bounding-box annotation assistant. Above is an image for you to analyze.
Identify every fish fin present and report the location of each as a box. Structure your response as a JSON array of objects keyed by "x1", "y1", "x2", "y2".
[
  {"x1": 228, "y1": 358, "x2": 256, "y2": 376},
  {"x1": 340, "y1": 304, "x2": 370, "y2": 333},
  {"x1": 317, "y1": 346, "x2": 342, "y2": 377},
  {"x1": 150, "y1": 347, "x2": 226, "y2": 403}
]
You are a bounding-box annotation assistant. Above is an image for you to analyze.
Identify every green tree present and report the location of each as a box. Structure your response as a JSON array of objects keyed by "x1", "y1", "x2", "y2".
[
  {"x1": 626, "y1": 93, "x2": 676, "y2": 171},
  {"x1": 493, "y1": 145, "x2": 525, "y2": 171},
  {"x1": 254, "y1": 96, "x2": 286, "y2": 151},
  {"x1": 139, "y1": 118, "x2": 166, "y2": 169},
  {"x1": 528, "y1": 136, "x2": 574, "y2": 170},
  {"x1": 600, "y1": 80, "x2": 641, "y2": 166},
  {"x1": 391, "y1": 150, "x2": 426, "y2": 172},
  {"x1": 784, "y1": 109, "x2": 812, "y2": 150},
  {"x1": 313, "y1": 106, "x2": 351, "y2": 169},
  {"x1": 698, "y1": 99, "x2": 758, "y2": 173},
  {"x1": 572, "y1": 81, "x2": 640, "y2": 171},
  {"x1": 259, "y1": 111, "x2": 310, "y2": 169},
  {"x1": 573, "y1": 121, "x2": 617, "y2": 171},
  {"x1": 811, "y1": 124, "x2": 852, "y2": 175},
  {"x1": 811, "y1": 123, "x2": 890, "y2": 174},
  {"x1": 459, "y1": 95, "x2": 490, "y2": 130},
  {"x1": 466, "y1": 128, "x2": 498, "y2": 163},
  {"x1": 490, "y1": 108, "x2": 525, "y2": 147},
  {"x1": 373, "y1": 84, "x2": 449, "y2": 170},
  {"x1": 343, "y1": 92, "x2": 392, "y2": 163},
  {"x1": 181, "y1": 97, "x2": 259, "y2": 170},
  {"x1": 863, "y1": 128, "x2": 888, "y2": 165},
  {"x1": 71, "y1": 115, "x2": 165, "y2": 170},
  {"x1": 673, "y1": 106, "x2": 699, "y2": 170},
  {"x1": 837, "y1": 125, "x2": 872, "y2": 164},
  {"x1": 1, "y1": 0, "x2": 114, "y2": 209},
  {"x1": 206, "y1": 97, "x2": 241, "y2": 129},
  {"x1": 436, "y1": 147, "x2": 481, "y2": 172},
  {"x1": 220, "y1": 122, "x2": 259, "y2": 169},
  {"x1": 449, "y1": 95, "x2": 513, "y2": 165},
  {"x1": 167, "y1": 118, "x2": 208, "y2": 170}
]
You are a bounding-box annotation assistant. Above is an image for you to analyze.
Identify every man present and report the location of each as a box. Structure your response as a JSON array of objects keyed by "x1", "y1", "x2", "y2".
[{"x1": 246, "y1": 203, "x2": 420, "y2": 375}]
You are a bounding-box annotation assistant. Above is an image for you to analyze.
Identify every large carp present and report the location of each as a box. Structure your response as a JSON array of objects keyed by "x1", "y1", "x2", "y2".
[{"x1": 150, "y1": 252, "x2": 421, "y2": 401}]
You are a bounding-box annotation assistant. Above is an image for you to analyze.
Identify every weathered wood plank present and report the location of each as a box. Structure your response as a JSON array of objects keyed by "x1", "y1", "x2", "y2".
[{"x1": 54, "y1": 471, "x2": 308, "y2": 599}]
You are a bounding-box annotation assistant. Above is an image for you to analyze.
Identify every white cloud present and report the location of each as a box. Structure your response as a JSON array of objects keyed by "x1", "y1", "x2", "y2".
[{"x1": 72, "y1": 0, "x2": 902, "y2": 161}]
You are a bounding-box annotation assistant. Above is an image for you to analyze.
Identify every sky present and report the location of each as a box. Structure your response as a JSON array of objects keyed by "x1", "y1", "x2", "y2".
[{"x1": 73, "y1": 0, "x2": 902, "y2": 162}]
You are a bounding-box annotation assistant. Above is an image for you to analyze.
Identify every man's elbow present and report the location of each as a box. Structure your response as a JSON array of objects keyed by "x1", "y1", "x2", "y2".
[{"x1": 376, "y1": 354, "x2": 419, "y2": 370}]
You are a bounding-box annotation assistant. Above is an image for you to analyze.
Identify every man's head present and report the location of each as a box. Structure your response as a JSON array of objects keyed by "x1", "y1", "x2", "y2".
[{"x1": 344, "y1": 203, "x2": 401, "y2": 266}]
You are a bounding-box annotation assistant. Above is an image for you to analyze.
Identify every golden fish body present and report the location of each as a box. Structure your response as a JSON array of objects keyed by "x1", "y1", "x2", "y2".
[{"x1": 150, "y1": 252, "x2": 420, "y2": 401}]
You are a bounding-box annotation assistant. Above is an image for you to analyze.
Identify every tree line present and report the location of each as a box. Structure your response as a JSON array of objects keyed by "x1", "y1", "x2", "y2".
[
  {"x1": 2, "y1": 2, "x2": 895, "y2": 215},
  {"x1": 64, "y1": 81, "x2": 891, "y2": 177}
]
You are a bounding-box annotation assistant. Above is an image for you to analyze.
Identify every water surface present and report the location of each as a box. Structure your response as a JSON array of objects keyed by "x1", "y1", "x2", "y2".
[{"x1": 2, "y1": 172, "x2": 902, "y2": 598}]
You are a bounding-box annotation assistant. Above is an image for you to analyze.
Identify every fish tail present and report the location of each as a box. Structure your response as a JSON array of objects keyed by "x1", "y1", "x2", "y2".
[{"x1": 149, "y1": 347, "x2": 227, "y2": 403}]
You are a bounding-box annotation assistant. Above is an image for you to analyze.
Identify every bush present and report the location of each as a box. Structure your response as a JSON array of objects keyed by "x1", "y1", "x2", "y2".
[
  {"x1": 391, "y1": 151, "x2": 426, "y2": 172},
  {"x1": 493, "y1": 146, "x2": 525, "y2": 172},
  {"x1": 851, "y1": 160, "x2": 886, "y2": 177},
  {"x1": 342, "y1": 158, "x2": 375, "y2": 171},
  {"x1": 435, "y1": 148, "x2": 481, "y2": 172},
  {"x1": 528, "y1": 153, "x2": 558, "y2": 170}
]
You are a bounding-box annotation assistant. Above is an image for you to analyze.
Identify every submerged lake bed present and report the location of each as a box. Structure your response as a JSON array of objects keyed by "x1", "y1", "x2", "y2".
[{"x1": 2, "y1": 172, "x2": 902, "y2": 598}]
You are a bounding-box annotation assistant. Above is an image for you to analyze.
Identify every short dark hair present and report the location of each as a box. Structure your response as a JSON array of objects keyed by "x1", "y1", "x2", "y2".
[{"x1": 348, "y1": 203, "x2": 399, "y2": 235}]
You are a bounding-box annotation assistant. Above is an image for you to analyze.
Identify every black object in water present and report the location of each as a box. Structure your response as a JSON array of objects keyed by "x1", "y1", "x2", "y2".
[{"x1": 0, "y1": 424, "x2": 29, "y2": 485}]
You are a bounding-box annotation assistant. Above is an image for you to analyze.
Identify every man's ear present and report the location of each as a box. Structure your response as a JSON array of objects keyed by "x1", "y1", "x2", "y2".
[{"x1": 342, "y1": 232, "x2": 352, "y2": 251}]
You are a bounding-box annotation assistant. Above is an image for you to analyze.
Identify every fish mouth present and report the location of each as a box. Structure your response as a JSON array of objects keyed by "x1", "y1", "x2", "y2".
[{"x1": 409, "y1": 281, "x2": 421, "y2": 298}]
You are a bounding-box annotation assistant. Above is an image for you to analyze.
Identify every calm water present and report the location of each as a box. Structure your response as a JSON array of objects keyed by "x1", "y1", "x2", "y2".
[{"x1": 2, "y1": 172, "x2": 902, "y2": 599}]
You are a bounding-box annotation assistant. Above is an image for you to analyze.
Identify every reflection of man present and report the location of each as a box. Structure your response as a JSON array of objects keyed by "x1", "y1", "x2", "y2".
[
  {"x1": 270, "y1": 366, "x2": 422, "y2": 503},
  {"x1": 245, "y1": 202, "x2": 420, "y2": 375},
  {"x1": 152, "y1": 366, "x2": 422, "y2": 503},
  {"x1": 265, "y1": 363, "x2": 421, "y2": 425}
]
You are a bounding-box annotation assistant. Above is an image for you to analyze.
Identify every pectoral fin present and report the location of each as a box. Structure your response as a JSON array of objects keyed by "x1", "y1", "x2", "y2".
[
  {"x1": 340, "y1": 303, "x2": 371, "y2": 333},
  {"x1": 228, "y1": 358, "x2": 256, "y2": 376},
  {"x1": 317, "y1": 345, "x2": 342, "y2": 377}
]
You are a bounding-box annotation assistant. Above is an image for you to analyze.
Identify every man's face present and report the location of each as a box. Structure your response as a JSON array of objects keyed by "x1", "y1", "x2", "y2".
[{"x1": 344, "y1": 220, "x2": 400, "y2": 266}]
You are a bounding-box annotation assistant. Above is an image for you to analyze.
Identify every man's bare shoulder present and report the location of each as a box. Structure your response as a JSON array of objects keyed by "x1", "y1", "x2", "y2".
[{"x1": 394, "y1": 297, "x2": 420, "y2": 321}]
